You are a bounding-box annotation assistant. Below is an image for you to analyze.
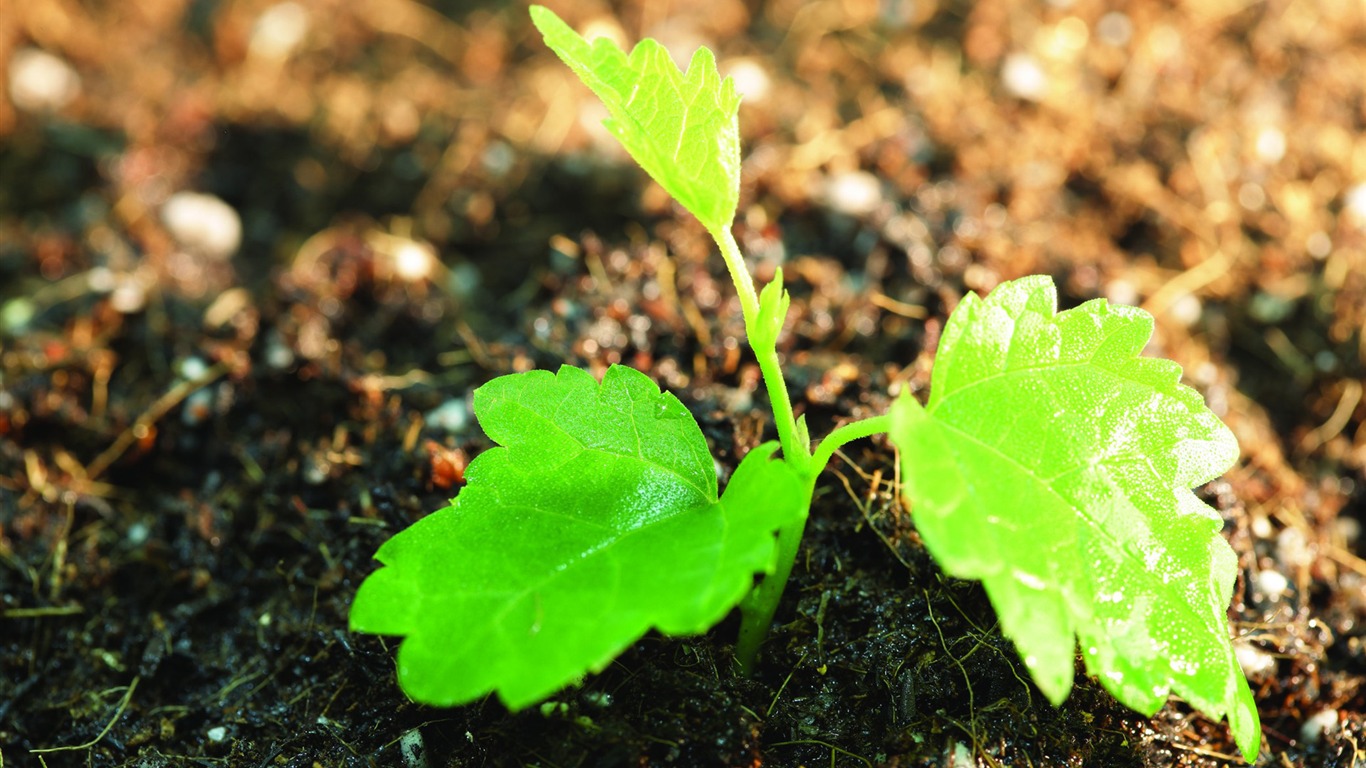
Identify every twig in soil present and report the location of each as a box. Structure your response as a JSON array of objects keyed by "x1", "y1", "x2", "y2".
[
  {"x1": 1264, "y1": 328, "x2": 1315, "y2": 381},
  {"x1": 39, "y1": 502, "x2": 76, "y2": 601},
  {"x1": 926, "y1": 594, "x2": 981, "y2": 748},
  {"x1": 767, "y1": 738, "x2": 874, "y2": 768},
  {"x1": 2, "y1": 604, "x2": 82, "y2": 619},
  {"x1": 831, "y1": 463, "x2": 913, "y2": 571},
  {"x1": 1299, "y1": 379, "x2": 1362, "y2": 453},
  {"x1": 868, "y1": 292, "x2": 927, "y2": 319},
  {"x1": 936, "y1": 582, "x2": 1036, "y2": 713},
  {"x1": 454, "y1": 320, "x2": 494, "y2": 369},
  {"x1": 1168, "y1": 740, "x2": 1245, "y2": 762},
  {"x1": 1142, "y1": 248, "x2": 1232, "y2": 320},
  {"x1": 84, "y1": 360, "x2": 228, "y2": 480},
  {"x1": 765, "y1": 650, "x2": 809, "y2": 718},
  {"x1": 29, "y1": 676, "x2": 139, "y2": 755}
]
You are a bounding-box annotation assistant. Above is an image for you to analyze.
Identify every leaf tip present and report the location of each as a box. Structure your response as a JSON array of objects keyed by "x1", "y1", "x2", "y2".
[
  {"x1": 529, "y1": 5, "x2": 569, "y2": 40},
  {"x1": 1229, "y1": 675, "x2": 1262, "y2": 763}
]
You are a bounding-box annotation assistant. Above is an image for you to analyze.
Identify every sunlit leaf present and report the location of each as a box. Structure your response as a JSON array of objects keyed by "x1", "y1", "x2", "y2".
[
  {"x1": 889, "y1": 276, "x2": 1260, "y2": 762},
  {"x1": 531, "y1": 5, "x2": 741, "y2": 234},
  {"x1": 351, "y1": 364, "x2": 805, "y2": 709}
]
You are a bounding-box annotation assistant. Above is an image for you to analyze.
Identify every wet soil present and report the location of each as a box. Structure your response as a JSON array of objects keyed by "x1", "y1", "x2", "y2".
[{"x1": 2, "y1": 1, "x2": 1365, "y2": 766}]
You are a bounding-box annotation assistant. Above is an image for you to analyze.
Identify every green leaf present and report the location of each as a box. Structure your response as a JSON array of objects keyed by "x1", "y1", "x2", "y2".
[
  {"x1": 530, "y1": 6, "x2": 741, "y2": 234},
  {"x1": 889, "y1": 276, "x2": 1260, "y2": 762},
  {"x1": 752, "y1": 267, "x2": 790, "y2": 355},
  {"x1": 351, "y1": 364, "x2": 805, "y2": 709}
]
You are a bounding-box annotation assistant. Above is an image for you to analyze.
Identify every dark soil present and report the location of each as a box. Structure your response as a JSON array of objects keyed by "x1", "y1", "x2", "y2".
[{"x1": 3, "y1": 1, "x2": 1365, "y2": 766}]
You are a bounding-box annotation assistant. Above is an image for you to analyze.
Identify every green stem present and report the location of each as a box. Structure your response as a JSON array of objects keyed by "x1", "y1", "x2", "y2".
[
  {"x1": 710, "y1": 226, "x2": 892, "y2": 673},
  {"x1": 712, "y1": 226, "x2": 809, "y2": 470},
  {"x1": 736, "y1": 503, "x2": 809, "y2": 672},
  {"x1": 811, "y1": 414, "x2": 891, "y2": 472},
  {"x1": 711, "y1": 225, "x2": 761, "y2": 329},
  {"x1": 735, "y1": 415, "x2": 890, "y2": 672}
]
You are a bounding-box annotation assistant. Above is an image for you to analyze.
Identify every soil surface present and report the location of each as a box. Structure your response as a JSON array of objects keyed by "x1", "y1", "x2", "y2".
[{"x1": 2, "y1": 1, "x2": 1365, "y2": 766}]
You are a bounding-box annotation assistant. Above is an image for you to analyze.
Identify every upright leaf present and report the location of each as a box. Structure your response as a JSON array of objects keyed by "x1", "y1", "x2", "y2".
[
  {"x1": 531, "y1": 6, "x2": 741, "y2": 234},
  {"x1": 889, "y1": 276, "x2": 1260, "y2": 762},
  {"x1": 752, "y1": 267, "x2": 790, "y2": 355},
  {"x1": 351, "y1": 364, "x2": 805, "y2": 709}
]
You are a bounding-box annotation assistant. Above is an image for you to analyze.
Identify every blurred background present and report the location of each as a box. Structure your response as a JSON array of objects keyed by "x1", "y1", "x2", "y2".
[
  {"x1": 3, "y1": 0, "x2": 1364, "y2": 422},
  {"x1": 2, "y1": 0, "x2": 1365, "y2": 765}
]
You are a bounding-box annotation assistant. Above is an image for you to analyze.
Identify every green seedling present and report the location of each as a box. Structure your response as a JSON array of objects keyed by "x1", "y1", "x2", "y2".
[{"x1": 351, "y1": 7, "x2": 1261, "y2": 761}]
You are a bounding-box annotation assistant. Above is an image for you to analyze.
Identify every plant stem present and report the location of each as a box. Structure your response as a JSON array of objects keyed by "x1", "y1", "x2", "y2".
[
  {"x1": 711, "y1": 225, "x2": 761, "y2": 330},
  {"x1": 711, "y1": 226, "x2": 892, "y2": 673},
  {"x1": 736, "y1": 500, "x2": 809, "y2": 672},
  {"x1": 713, "y1": 226, "x2": 809, "y2": 471},
  {"x1": 811, "y1": 414, "x2": 890, "y2": 471},
  {"x1": 735, "y1": 414, "x2": 889, "y2": 672}
]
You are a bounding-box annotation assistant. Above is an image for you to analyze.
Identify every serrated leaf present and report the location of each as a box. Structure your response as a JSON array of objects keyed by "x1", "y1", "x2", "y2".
[
  {"x1": 531, "y1": 6, "x2": 741, "y2": 234},
  {"x1": 889, "y1": 276, "x2": 1260, "y2": 762},
  {"x1": 351, "y1": 364, "x2": 805, "y2": 710}
]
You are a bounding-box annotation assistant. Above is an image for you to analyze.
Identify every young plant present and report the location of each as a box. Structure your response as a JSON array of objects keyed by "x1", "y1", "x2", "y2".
[{"x1": 350, "y1": 7, "x2": 1261, "y2": 761}]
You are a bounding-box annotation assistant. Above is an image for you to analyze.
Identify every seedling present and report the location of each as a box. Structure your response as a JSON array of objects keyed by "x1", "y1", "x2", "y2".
[{"x1": 351, "y1": 7, "x2": 1261, "y2": 761}]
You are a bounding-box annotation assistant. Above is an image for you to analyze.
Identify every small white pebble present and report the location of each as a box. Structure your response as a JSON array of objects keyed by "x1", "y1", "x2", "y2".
[
  {"x1": 179, "y1": 357, "x2": 209, "y2": 381},
  {"x1": 1253, "y1": 569, "x2": 1289, "y2": 602},
  {"x1": 1001, "y1": 53, "x2": 1048, "y2": 102},
  {"x1": 87, "y1": 267, "x2": 116, "y2": 293},
  {"x1": 1, "y1": 298, "x2": 36, "y2": 333},
  {"x1": 1250, "y1": 514, "x2": 1273, "y2": 539},
  {"x1": 1300, "y1": 709, "x2": 1338, "y2": 745},
  {"x1": 822, "y1": 171, "x2": 883, "y2": 217},
  {"x1": 1105, "y1": 279, "x2": 1139, "y2": 306},
  {"x1": 265, "y1": 332, "x2": 295, "y2": 370},
  {"x1": 426, "y1": 399, "x2": 470, "y2": 434},
  {"x1": 1344, "y1": 183, "x2": 1366, "y2": 227},
  {"x1": 9, "y1": 48, "x2": 81, "y2": 112},
  {"x1": 725, "y1": 58, "x2": 771, "y2": 102},
  {"x1": 302, "y1": 456, "x2": 328, "y2": 485},
  {"x1": 162, "y1": 192, "x2": 242, "y2": 261},
  {"x1": 207, "y1": 726, "x2": 228, "y2": 743},
  {"x1": 400, "y1": 728, "x2": 429, "y2": 768},
  {"x1": 250, "y1": 2, "x2": 310, "y2": 60},
  {"x1": 1254, "y1": 126, "x2": 1286, "y2": 164},
  {"x1": 126, "y1": 521, "x2": 150, "y2": 546},
  {"x1": 1167, "y1": 292, "x2": 1203, "y2": 328},
  {"x1": 110, "y1": 277, "x2": 148, "y2": 314},
  {"x1": 1277, "y1": 526, "x2": 1314, "y2": 569},
  {"x1": 1235, "y1": 645, "x2": 1276, "y2": 681},
  {"x1": 393, "y1": 240, "x2": 435, "y2": 282}
]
